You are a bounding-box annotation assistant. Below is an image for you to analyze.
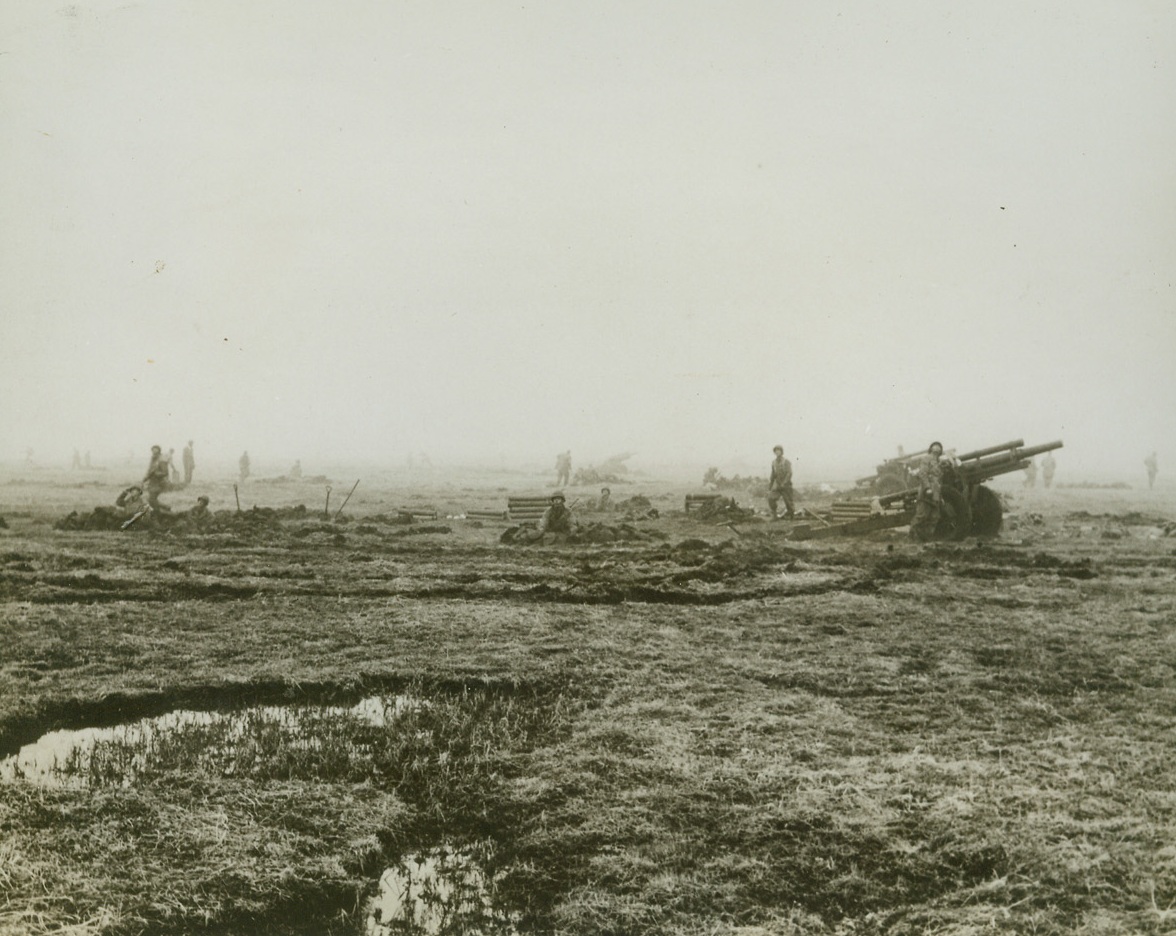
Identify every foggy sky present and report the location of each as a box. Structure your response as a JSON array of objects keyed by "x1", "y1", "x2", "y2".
[{"x1": 2, "y1": 1, "x2": 1173, "y2": 480}]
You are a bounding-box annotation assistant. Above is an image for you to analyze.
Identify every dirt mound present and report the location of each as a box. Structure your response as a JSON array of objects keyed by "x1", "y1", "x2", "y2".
[
  {"x1": 55, "y1": 508, "x2": 132, "y2": 531},
  {"x1": 612, "y1": 495, "x2": 659, "y2": 521},
  {"x1": 55, "y1": 504, "x2": 319, "y2": 534},
  {"x1": 694, "y1": 496, "x2": 756, "y2": 524},
  {"x1": 500, "y1": 522, "x2": 661, "y2": 546}
]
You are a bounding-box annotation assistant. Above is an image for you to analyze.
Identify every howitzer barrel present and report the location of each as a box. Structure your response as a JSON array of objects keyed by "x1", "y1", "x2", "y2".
[
  {"x1": 964, "y1": 459, "x2": 1030, "y2": 482},
  {"x1": 964, "y1": 451, "x2": 1024, "y2": 477},
  {"x1": 956, "y1": 440, "x2": 1024, "y2": 462},
  {"x1": 961, "y1": 440, "x2": 1063, "y2": 482},
  {"x1": 1016, "y1": 440, "x2": 1064, "y2": 460}
]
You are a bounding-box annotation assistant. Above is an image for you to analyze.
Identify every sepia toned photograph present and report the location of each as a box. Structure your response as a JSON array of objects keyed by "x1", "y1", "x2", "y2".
[{"x1": 1, "y1": 2, "x2": 1173, "y2": 934}]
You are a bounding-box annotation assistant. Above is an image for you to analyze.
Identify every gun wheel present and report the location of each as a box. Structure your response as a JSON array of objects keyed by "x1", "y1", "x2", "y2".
[
  {"x1": 971, "y1": 486, "x2": 1003, "y2": 537},
  {"x1": 935, "y1": 488, "x2": 973, "y2": 541}
]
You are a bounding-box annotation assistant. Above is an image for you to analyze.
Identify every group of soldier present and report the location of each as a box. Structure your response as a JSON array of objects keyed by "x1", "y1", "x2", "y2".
[
  {"x1": 112, "y1": 442, "x2": 206, "y2": 527},
  {"x1": 105, "y1": 438, "x2": 1158, "y2": 540},
  {"x1": 1021, "y1": 452, "x2": 1058, "y2": 488}
]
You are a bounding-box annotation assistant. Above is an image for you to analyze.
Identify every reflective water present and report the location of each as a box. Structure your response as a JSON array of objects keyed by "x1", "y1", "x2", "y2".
[
  {"x1": 1, "y1": 694, "x2": 418, "y2": 786},
  {"x1": 366, "y1": 842, "x2": 519, "y2": 936}
]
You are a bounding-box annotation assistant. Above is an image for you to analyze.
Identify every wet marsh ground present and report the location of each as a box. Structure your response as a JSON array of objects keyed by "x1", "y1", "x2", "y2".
[{"x1": 1, "y1": 466, "x2": 1174, "y2": 935}]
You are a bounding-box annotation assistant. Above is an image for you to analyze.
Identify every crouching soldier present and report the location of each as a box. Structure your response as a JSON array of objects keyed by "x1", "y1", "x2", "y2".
[
  {"x1": 512, "y1": 492, "x2": 578, "y2": 544},
  {"x1": 187, "y1": 495, "x2": 212, "y2": 526},
  {"x1": 538, "y1": 492, "x2": 577, "y2": 537},
  {"x1": 115, "y1": 485, "x2": 146, "y2": 516}
]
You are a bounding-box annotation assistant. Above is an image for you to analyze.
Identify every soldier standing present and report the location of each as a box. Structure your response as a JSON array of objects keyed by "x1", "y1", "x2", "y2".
[
  {"x1": 1145, "y1": 451, "x2": 1158, "y2": 489},
  {"x1": 1042, "y1": 452, "x2": 1056, "y2": 488},
  {"x1": 909, "y1": 442, "x2": 944, "y2": 542},
  {"x1": 555, "y1": 450, "x2": 571, "y2": 487},
  {"x1": 1023, "y1": 459, "x2": 1038, "y2": 488},
  {"x1": 143, "y1": 445, "x2": 172, "y2": 512},
  {"x1": 767, "y1": 445, "x2": 795, "y2": 520},
  {"x1": 239, "y1": 451, "x2": 251, "y2": 483},
  {"x1": 182, "y1": 441, "x2": 195, "y2": 485}
]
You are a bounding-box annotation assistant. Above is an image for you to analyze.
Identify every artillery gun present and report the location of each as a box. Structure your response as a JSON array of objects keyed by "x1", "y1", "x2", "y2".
[
  {"x1": 797, "y1": 438, "x2": 1063, "y2": 540},
  {"x1": 912, "y1": 439, "x2": 1063, "y2": 538},
  {"x1": 854, "y1": 449, "x2": 924, "y2": 496}
]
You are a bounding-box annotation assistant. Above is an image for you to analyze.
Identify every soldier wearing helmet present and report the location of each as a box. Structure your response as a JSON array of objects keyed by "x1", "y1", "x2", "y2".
[
  {"x1": 909, "y1": 441, "x2": 944, "y2": 542},
  {"x1": 767, "y1": 445, "x2": 795, "y2": 520}
]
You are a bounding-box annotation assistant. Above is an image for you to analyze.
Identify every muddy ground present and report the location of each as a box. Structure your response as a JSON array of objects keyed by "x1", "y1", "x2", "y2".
[{"x1": 1, "y1": 466, "x2": 1174, "y2": 935}]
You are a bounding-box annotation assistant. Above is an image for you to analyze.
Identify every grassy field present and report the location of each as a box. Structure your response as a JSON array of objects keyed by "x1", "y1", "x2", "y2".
[{"x1": 1, "y1": 466, "x2": 1174, "y2": 935}]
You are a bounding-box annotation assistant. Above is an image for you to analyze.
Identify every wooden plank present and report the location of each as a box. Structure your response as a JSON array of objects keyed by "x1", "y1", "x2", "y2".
[{"x1": 466, "y1": 510, "x2": 509, "y2": 520}]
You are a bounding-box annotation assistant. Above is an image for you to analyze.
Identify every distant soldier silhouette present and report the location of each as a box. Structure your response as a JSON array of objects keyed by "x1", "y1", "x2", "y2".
[
  {"x1": 1023, "y1": 459, "x2": 1037, "y2": 488},
  {"x1": 167, "y1": 448, "x2": 180, "y2": 484},
  {"x1": 239, "y1": 451, "x2": 251, "y2": 483},
  {"x1": 71, "y1": 449, "x2": 82, "y2": 470},
  {"x1": 1145, "y1": 451, "x2": 1158, "y2": 489},
  {"x1": 555, "y1": 450, "x2": 572, "y2": 487},
  {"x1": 290, "y1": 459, "x2": 302, "y2": 479},
  {"x1": 1042, "y1": 452, "x2": 1056, "y2": 488},
  {"x1": 182, "y1": 441, "x2": 195, "y2": 484}
]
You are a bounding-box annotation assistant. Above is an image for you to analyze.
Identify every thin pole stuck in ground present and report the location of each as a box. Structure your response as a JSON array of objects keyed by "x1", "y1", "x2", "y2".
[{"x1": 334, "y1": 480, "x2": 360, "y2": 520}]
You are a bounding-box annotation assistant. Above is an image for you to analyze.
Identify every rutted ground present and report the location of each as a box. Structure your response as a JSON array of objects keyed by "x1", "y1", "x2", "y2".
[{"x1": 0, "y1": 476, "x2": 1174, "y2": 935}]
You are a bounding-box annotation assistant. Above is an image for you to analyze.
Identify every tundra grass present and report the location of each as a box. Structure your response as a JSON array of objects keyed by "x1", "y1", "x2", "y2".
[{"x1": 1, "y1": 503, "x2": 1174, "y2": 934}]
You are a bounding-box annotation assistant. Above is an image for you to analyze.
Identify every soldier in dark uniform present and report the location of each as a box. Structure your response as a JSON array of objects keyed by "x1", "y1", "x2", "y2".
[{"x1": 767, "y1": 446, "x2": 795, "y2": 519}]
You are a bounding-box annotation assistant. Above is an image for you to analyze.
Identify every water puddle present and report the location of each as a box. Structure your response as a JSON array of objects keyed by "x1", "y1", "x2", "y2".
[
  {"x1": 1, "y1": 694, "x2": 419, "y2": 787},
  {"x1": 5, "y1": 693, "x2": 527, "y2": 932},
  {"x1": 366, "y1": 842, "x2": 519, "y2": 936}
]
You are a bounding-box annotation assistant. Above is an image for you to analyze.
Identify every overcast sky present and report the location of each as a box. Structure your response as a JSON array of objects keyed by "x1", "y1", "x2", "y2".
[{"x1": 1, "y1": 1, "x2": 1172, "y2": 479}]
